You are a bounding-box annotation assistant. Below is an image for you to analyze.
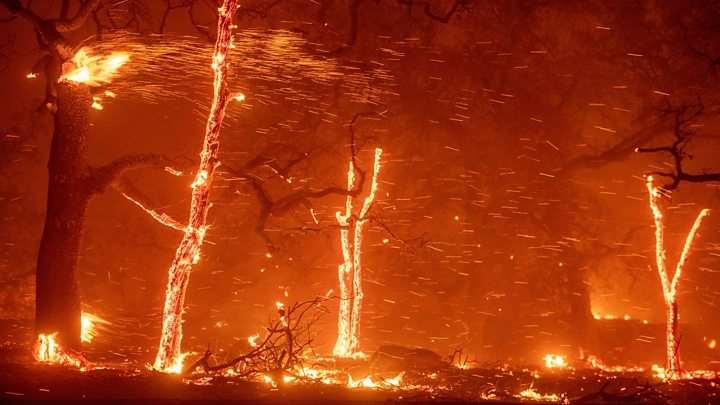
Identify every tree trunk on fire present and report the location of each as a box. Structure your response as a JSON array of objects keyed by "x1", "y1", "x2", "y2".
[
  {"x1": 666, "y1": 300, "x2": 681, "y2": 374},
  {"x1": 35, "y1": 82, "x2": 92, "y2": 350}
]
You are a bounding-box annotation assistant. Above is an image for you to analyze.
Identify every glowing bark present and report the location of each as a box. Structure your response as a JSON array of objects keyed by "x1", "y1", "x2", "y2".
[
  {"x1": 646, "y1": 176, "x2": 710, "y2": 378},
  {"x1": 333, "y1": 148, "x2": 382, "y2": 357},
  {"x1": 153, "y1": 0, "x2": 239, "y2": 373},
  {"x1": 333, "y1": 162, "x2": 355, "y2": 356},
  {"x1": 35, "y1": 82, "x2": 91, "y2": 351}
]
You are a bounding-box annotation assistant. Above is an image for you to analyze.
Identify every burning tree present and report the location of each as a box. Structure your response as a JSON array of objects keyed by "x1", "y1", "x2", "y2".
[
  {"x1": 333, "y1": 147, "x2": 382, "y2": 358},
  {"x1": 153, "y1": 0, "x2": 240, "y2": 373},
  {"x1": 645, "y1": 176, "x2": 709, "y2": 378},
  {"x1": 0, "y1": 0, "x2": 176, "y2": 352}
]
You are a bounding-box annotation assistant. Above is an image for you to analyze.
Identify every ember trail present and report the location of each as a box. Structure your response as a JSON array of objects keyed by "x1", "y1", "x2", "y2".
[{"x1": 1, "y1": 0, "x2": 720, "y2": 404}]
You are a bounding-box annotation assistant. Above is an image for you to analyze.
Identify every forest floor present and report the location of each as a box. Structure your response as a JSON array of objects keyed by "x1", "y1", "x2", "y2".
[
  {"x1": 1, "y1": 355, "x2": 719, "y2": 404},
  {"x1": 1, "y1": 320, "x2": 719, "y2": 404}
]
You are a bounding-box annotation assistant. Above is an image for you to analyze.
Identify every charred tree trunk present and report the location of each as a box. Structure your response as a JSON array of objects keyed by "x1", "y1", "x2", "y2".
[{"x1": 35, "y1": 82, "x2": 91, "y2": 350}]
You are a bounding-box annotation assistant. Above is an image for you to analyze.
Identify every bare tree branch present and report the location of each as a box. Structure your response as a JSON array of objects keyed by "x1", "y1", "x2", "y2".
[
  {"x1": 224, "y1": 154, "x2": 367, "y2": 248},
  {"x1": 636, "y1": 100, "x2": 720, "y2": 190},
  {"x1": 55, "y1": 0, "x2": 101, "y2": 32},
  {"x1": 114, "y1": 177, "x2": 185, "y2": 231},
  {"x1": 187, "y1": 297, "x2": 328, "y2": 377},
  {"x1": 397, "y1": 0, "x2": 473, "y2": 23},
  {"x1": 88, "y1": 153, "x2": 180, "y2": 194}
]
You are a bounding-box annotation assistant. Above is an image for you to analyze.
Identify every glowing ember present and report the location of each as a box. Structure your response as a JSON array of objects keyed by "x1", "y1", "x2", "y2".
[
  {"x1": 333, "y1": 148, "x2": 383, "y2": 358},
  {"x1": 347, "y1": 372, "x2": 403, "y2": 389},
  {"x1": 646, "y1": 176, "x2": 710, "y2": 378},
  {"x1": 80, "y1": 312, "x2": 110, "y2": 343},
  {"x1": 60, "y1": 48, "x2": 129, "y2": 86},
  {"x1": 518, "y1": 386, "x2": 566, "y2": 403},
  {"x1": 584, "y1": 355, "x2": 644, "y2": 373},
  {"x1": 34, "y1": 333, "x2": 84, "y2": 368},
  {"x1": 543, "y1": 353, "x2": 568, "y2": 369},
  {"x1": 652, "y1": 364, "x2": 720, "y2": 380},
  {"x1": 153, "y1": 0, "x2": 239, "y2": 373}
]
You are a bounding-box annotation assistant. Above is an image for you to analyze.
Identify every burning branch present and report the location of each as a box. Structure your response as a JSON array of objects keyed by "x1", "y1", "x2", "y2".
[
  {"x1": 646, "y1": 176, "x2": 710, "y2": 378},
  {"x1": 153, "y1": 0, "x2": 239, "y2": 373},
  {"x1": 116, "y1": 179, "x2": 184, "y2": 231},
  {"x1": 187, "y1": 298, "x2": 327, "y2": 379}
]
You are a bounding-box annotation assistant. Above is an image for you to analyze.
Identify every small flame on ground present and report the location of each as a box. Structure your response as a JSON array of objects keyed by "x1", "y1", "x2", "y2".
[
  {"x1": 34, "y1": 333, "x2": 84, "y2": 369},
  {"x1": 518, "y1": 385, "x2": 567, "y2": 403},
  {"x1": 543, "y1": 353, "x2": 567, "y2": 369},
  {"x1": 347, "y1": 372, "x2": 404, "y2": 389}
]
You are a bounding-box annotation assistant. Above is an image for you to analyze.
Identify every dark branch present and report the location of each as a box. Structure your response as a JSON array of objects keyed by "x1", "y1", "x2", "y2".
[
  {"x1": 88, "y1": 153, "x2": 178, "y2": 194},
  {"x1": 635, "y1": 101, "x2": 720, "y2": 190},
  {"x1": 397, "y1": 0, "x2": 472, "y2": 23},
  {"x1": 55, "y1": 0, "x2": 102, "y2": 33}
]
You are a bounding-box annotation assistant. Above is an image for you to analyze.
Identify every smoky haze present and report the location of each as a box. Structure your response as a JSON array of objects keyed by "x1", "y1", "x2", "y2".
[{"x1": 1, "y1": 0, "x2": 719, "y2": 369}]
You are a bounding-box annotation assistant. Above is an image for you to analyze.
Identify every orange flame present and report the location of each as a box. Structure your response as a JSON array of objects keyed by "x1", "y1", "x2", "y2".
[
  {"x1": 543, "y1": 353, "x2": 568, "y2": 369},
  {"x1": 34, "y1": 333, "x2": 85, "y2": 369},
  {"x1": 153, "y1": 0, "x2": 239, "y2": 373},
  {"x1": 646, "y1": 176, "x2": 710, "y2": 377},
  {"x1": 333, "y1": 148, "x2": 382, "y2": 358},
  {"x1": 60, "y1": 48, "x2": 129, "y2": 86},
  {"x1": 80, "y1": 312, "x2": 111, "y2": 343}
]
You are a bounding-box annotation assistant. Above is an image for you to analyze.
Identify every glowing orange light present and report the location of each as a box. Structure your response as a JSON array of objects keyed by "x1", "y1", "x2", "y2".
[
  {"x1": 34, "y1": 333, "x2": 85, "y2": 369},
  {"x1": 60, "y1": 48, "x2": 129, "y2": 86},
  {"x1": 333, "y1": 148, "x2": 382, "y2": 358},
  {"x1": 543, "y1": 353, "x2": 567, "y2": 369},
  {"x1": 518, "y1": 386, "x2": 565, "y2": 402},
  {"x1": 153, "y1": 0, "x2": 239, "y2": 373},
  {"x1": 347, "y1": 372, "x2": 403, "y2": 389},
  {"x1": 646, "y1": 176, "x2": 710, "y2": 378},
  {"x1": 80, "y1": 312, "x2": 110, "y2": 343}
]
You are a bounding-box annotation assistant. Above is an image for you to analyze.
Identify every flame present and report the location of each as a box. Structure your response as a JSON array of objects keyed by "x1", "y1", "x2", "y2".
[
  {"x1": 247, "y1": 334, "x2": 259, "y2": 348},
  {"x1": 153, "y1": 0, "x2": 238, "y2": 373},
  {"x1": 646, "y1": 176, "x2": 710, "y2": 376},
  {"x1": 34, "y1": 333, "x2": 84, "y2": 369},
  {"x1": 652, "y1": 364, "x2": 719, "y2": 381},
  {"x1": 333, "y1": 148, "x2": 383, "y2": 358},
  {"x1": 80, "y1": 312, "x2": 111, "y2": 343},
  {"x1": 543, "y1": 353, "x2": 567, "y2": 369},
  {"x1": 91, "y1": 97, "x2": 104, "y2": 110},
  {"x1": 60, "y1": 48, "x2": 129, "y2": 86},
  {"x1": 347, "y1": 372, "x2": 403, "y2": 389},
  {"x1": 584, "y1": 355, "x2": 644, "y2": 373},
  {"x1": 518, "y1": 386, "x2": 566, "y2": 403}
]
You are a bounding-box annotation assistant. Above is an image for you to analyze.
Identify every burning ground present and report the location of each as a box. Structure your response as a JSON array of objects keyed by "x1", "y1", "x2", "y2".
[{"x1": 1, "y1": 318, "x2": 719, "y2": 404}]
